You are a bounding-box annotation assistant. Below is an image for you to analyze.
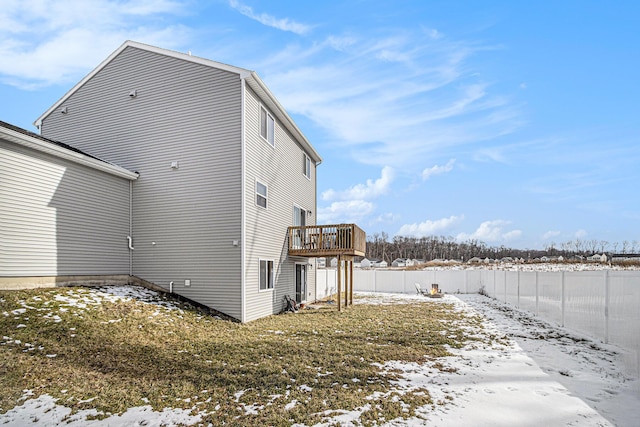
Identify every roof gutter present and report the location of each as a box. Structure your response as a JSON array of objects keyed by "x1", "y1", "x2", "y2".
[{"x1": 247, "y1": 72, "x2": 322, "y2": 165}]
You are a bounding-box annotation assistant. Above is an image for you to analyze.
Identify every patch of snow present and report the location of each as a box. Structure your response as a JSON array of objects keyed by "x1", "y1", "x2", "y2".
[
  {"x1": 0, "y1": 395, "x2": 204, "y2": 427},
  {"x1": 284, "y1": 399, "x2": 298, "y2": 410}
]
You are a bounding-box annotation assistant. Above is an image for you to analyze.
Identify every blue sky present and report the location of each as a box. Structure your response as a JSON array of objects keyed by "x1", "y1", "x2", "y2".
[{"x1": 1, "y1": 0, "x2": 638, "y2": 251}]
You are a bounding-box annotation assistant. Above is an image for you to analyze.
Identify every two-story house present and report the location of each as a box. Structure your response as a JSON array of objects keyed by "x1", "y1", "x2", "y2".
[{"x1": 21, "y1": 40, "x2": 365, "y2": 322}]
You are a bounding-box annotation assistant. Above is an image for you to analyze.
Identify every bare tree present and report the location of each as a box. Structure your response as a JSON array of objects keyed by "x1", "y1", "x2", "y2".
[
  {"x1": 622, "y1": 240, "x2": 630, "y2": 254},
  {"x1": 599, "y1": 240, "x2": 609, "y2": 253}
]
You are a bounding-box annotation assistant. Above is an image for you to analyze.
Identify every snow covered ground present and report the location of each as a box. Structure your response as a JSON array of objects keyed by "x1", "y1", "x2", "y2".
[{"x1": 1, "y1": 290, "x2": 638, "y2": 426}]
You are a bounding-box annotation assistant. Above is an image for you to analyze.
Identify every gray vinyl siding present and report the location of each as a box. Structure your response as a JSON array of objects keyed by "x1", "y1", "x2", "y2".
[
  {"x1": 40, "y1": 47, "x2": 243, "y2": 319},
  {"x1": 0, "y1": 140, "x2": 130, "y2": 276},
  {"x1": 243, "y1": 86, "x2": 317, "y2": 322}
]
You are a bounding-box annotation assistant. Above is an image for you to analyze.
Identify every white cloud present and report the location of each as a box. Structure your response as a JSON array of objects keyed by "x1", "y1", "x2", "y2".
[
  {"x1": 0, "y1": 0, "x2": 189, "y2": 88},
  {"x1": 322, "y1": 166, "x2": 394, "y2": 201},
  {"x1": 371, "y1": 212, "x2": 399, "y2": 225},
  {"x1": 456, "y1": 220, "x2": 521, "y2": 243},
  {"x1": 317, "y1": 200, "x2": 374, "y2": 224},
  {"x1": 261, "y1": 29, "x2": 521, "y2": 168},
  {"x1": 542, "y1": 230, "x2": 561, "y2": 240},
  {"x1": 397, "y1": 215, "x2": 463, "y2": 237},
  {"x1": 228, "y1": 0, "x2": 312, "y2": 35},
  {"x1": 422, "y1": 159, "x2": 456, "y2": 180},
  {"x1": 575, "y1": 229, "x2": 588, "y2": 239}
]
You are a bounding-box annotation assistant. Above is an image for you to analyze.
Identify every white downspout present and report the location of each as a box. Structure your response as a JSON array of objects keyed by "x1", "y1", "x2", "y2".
[{"x1": 128, "y1": 180, "x2": 134, "y2": 276}]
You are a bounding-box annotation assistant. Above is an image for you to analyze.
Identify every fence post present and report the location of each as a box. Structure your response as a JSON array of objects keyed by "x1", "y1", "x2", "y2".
[
  {"x1": 373, "y1": 269, "x2": 377, "y2": 293},
  {"x1": 504, "y1": 270, "x2": 507, "y2": 303},
  {"x1": 493, "y1": 269, "x2": 496, "y2": 297},
  {"x1": 604, "y1": 270, "x2": 609, "y2": 344},
  {"x1": 402, "y1": 270, "x2": 407, "y2": 294},
  {"x1": 466, "y1": 269, "x2": 470, "y2": 293},
  {"x1": 535, "y1": 271, "x2": 539, "y2": 316},
  {"x1": 561, "y1": 271, "x2": 565, "y2": 327},
  {"x1": 517, "y1": 268, "x2": 521, "y2": 308}
]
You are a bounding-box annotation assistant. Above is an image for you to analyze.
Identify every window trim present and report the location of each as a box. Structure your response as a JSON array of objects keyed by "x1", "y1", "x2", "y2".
[
  {"x1": 303, "y1": 153, "x2": 311, "y2": 180},
  {"x1": 256, "y1": 179, "x2": 267, "y2": 209},
  {"x1": 259, "y1": 259, "x2": 274, "y2": 291},
  {"x1": 293, "y1": 204, "x2": 307, "y2": 226},
  {"x1": 260, "y1": 105, "x2": 275, "y2": 147}
]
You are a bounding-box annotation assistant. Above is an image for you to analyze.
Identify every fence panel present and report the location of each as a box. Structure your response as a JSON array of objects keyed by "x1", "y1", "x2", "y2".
[
  {"x1": 505, "y1": 271, "x2": 519, "y2": 306},
  {"x1": 325, "y1": 267, "x2": 639, "y2": 380},
  {"x1": 608, "y1": 271, "x2": 640, "y2": 377},
  {"x1": 564, "y1": 271, "x2": 606, "y2": 341},
  {"x1": 537, "y1": 272, "x2": 563, "y2": 326},
  {"x1": 519, "y1": 271, "x2": 538, "y2": 313}
]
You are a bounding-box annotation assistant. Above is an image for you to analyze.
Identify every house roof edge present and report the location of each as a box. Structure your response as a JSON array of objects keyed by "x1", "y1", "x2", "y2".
[{"x1": 1, "y1": 120, "x2": 138, "y2": 180}]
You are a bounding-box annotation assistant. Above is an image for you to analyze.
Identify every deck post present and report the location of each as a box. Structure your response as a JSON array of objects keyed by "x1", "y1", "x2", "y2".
[
  {"x1": 344, "y1": 259, "x2": 349, "y2": 308},
  {"x1": 337, "y1": 255, "x2": 342, "y2": 311},
  {"x1": 349, "y1": 259, "x2": 354, "y2": 306}
]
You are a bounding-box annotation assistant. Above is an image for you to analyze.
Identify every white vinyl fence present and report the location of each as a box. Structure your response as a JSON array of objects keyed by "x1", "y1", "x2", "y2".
[{"x1": 316, "y1": 268, "x2": 640, "y2": 380}]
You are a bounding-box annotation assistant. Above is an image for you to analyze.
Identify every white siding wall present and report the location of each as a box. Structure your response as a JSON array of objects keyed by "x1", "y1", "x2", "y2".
[
  {"x1": 243, "y1": 86, "x2": 317, "y2": 322},
  {"x1": 1, "y1": 140, "x2": 130, "y2": 276},
  {"x1": 40, "y1": 47, "x2": 243, "y2": 319}
]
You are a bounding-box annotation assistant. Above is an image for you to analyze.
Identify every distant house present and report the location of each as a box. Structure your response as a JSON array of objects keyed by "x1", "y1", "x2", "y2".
[
  {"x1": 587, "y1": 253, "x2": 607, "y2": 262},
  {"x1": 1, "y1": 41, "x2": 366, "y2": 322},
  {"x1": 374, "y1": 260, "x2": 388, "y2": 268},
  {"x1": 360, "y1": 258, "x2": 375, "y2": 268},
  {"x1": 391, "y1": 258, "x2": 407, "y2": 268},
  {"x1": 468, "y1": 257, "x2": 482, "y2": 264},
  {"x1": 611, "y1": 254, "x2": 640, "y2": 263}
]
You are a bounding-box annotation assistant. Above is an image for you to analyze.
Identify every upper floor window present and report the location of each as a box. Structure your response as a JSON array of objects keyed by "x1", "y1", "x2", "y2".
[
  {"x1": 260, "y1": 106, "x2": 275, "y2": 147},
  {"x1": 303, "y1": 153, "x2": 311, "y2": 179},
  {"x1": 256, "y1": 180, "x2": 267, "y2": 209}
]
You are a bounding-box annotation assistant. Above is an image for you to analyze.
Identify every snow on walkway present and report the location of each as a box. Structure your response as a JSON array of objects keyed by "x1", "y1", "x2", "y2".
[{"x1": 421, "y1": 293, "x2": 640, "y2": 427}]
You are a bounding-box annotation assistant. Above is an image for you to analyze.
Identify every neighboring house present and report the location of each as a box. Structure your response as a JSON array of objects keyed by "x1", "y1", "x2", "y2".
[
  {"x1": 0, "y1": 121, "x2": 138, "y2": 282},
  {"x1": 360, "y1": 258, "x2": 382, "y2": 269},
  {"x1": 391, "y1": 258, "x2": 406, "y2": 268},
  {"x1": 587, "y1": 253, "x2": 607, "y2": 262},
  {"x1": 2, "y1": 40, "x2": 365, "y2": 322},
  {"x1": 374, "y1": 260, "x2": 388, "y2": 268},
  {"x1": 611, "y1": 254, "x2": 640, "y2": 263}
]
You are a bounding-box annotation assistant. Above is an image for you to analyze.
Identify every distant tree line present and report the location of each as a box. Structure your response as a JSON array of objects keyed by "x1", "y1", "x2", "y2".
[{"x1": 365, "y1": 232, "x2": 640, "y2": 264}]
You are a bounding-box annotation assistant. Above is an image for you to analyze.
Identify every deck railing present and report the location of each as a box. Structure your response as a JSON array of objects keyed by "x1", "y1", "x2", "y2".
[{"x1": 287, "y1": 224, "x2": 366, "y2": 257}]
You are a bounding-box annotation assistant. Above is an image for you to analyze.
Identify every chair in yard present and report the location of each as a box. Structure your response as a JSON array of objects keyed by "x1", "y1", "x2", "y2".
[{"x1": 415, "y1": 283, "x2": 430, "y2": 296}]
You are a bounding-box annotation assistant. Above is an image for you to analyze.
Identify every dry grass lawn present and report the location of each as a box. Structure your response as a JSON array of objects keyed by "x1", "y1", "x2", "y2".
[{"x1": 0, "y1": 286, "x2": 486, "y2": 426}]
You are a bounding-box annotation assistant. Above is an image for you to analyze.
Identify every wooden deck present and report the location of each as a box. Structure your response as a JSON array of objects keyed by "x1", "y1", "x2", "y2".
[{"x1": 287, "y1": 224, "x2": 366, "y2": 258}]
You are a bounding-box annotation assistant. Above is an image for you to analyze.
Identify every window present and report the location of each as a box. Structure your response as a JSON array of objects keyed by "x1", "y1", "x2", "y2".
[
  {"x1": 303, "y1": 153, "x2": 311, "y2": 179},
  {"x1": 259, "y1": 259, "x2": 274, "y2": 290},
  {"x1": 293, "y1": 206, "x2": 306, "y2": 226},
  {"x1": 256, "y1": 180, "x2": 267, "y2": 208},
  {"x1": 260, "y1": 106, "x2": 275, "y2": 147}
]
